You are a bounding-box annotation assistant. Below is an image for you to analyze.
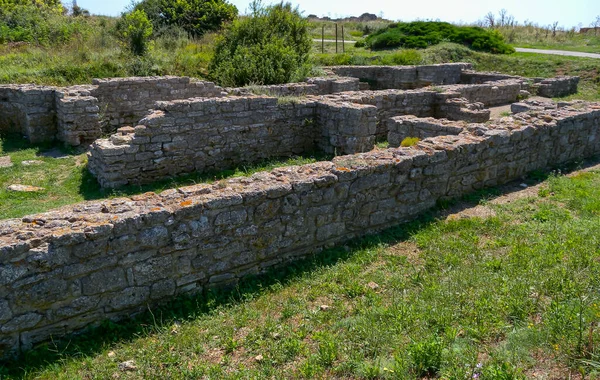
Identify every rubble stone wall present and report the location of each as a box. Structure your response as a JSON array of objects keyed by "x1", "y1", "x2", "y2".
[
  {"x1": 91, "y1": 76, "x2": 226, "y2": 132},
  {"x1": 0, "y1": 85, "x2": 57, "y2": 143},
  {"x1": 533, "y1": 76, "x2": 580, "y2": 98},
  {"x1": 55, "y1": 86, "x2": 101, "y2": 146},
  {"x1": 2, "y1": 105, "x2": 599, "y2": 358},
  {"x1": 387, "y1": 116, "x2": 465, "y2": 147},
  {"x1": 328, "y1": 63, "x2": 472, "y2": 89},
  {"x1": 87, "y1": 96, "x2": 378, "y2": 188},
  {"x1": 227, "y1": 77, "x2": 360, "y2": 97}
]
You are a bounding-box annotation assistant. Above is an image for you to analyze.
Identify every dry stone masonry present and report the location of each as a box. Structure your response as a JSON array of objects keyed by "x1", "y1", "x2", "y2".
[
  {"x1": 2, "y1": 103, "x2": 600, "y2": 358},
  {"x1": 0, "y1": 63, "x2": 587, "y2": 359}
]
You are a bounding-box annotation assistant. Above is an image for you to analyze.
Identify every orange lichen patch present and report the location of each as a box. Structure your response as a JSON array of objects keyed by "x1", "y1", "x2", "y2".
[
  {"x1": 335, "y1": 167, "x2": 351, "y2": 172},
  {"x1": 180, "y1": 200, "x2": 193, "y2": 207},
  {"x1": 112, "y1": 216, "x2": 118, "y2": 220},
  {"x1": 151, "y1": 207, "x2": 162, "y2": 211}
]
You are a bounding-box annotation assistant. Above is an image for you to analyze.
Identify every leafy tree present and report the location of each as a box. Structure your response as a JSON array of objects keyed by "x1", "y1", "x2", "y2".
[
  {"x1": 209, "y1": 1, "x2": 312, "y2": 86},
  {"x1": 117, "y1": 9, "x2": 153, "y2": 56},
  {"x1": 0, "y1": 0, "x2": 63, "y2": 14},
  {"x1": 133, "y1": 0, "x2": 237, "y2": 37}
]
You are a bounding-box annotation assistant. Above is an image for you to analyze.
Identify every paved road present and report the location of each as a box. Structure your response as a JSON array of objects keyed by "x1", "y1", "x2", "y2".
[
  {"x1": 314, "y1": 41, "x2": 600, "y2": 59},
  {"x1": 514, "y1": 47, "x2": 600, "y2": 59}
]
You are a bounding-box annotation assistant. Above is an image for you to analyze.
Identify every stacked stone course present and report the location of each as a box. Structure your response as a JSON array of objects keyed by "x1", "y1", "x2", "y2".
[
  {"x1": 87, "y1": 96, "x2": 378, "y2": 188},
  {"x1": 2, "y1": 104, "x2": 600, "y2": 358},
  {"x1": 328, "y1": 63, "x2": 471, "y2": 89},
  {"x1": 92, "y1": 76, "x2": 227, "y2": 131},
  {"x1": 0, "y1": 64, "x2": 591, "y2": 359},
  {"x1": 0, "y1": 85, "x2": 57, "y2": 143}
]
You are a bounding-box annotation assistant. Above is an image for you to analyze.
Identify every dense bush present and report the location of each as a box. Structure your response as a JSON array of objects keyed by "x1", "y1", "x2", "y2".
[
  {"x1": 116, "y1": 9, "x2": 153, "y2": 56},
  {"x1": 365, "y1": 21, "x2": 514, "y2": 54},
  {"x1": 133, "y1": 0, "x2": 237, "y2": 38},
  {"x1": 209, "y1": 1, "x2": 312, "y2": 86},
  {"x1": 0, "y1": 0, "x2": 88, "y2": 45}
]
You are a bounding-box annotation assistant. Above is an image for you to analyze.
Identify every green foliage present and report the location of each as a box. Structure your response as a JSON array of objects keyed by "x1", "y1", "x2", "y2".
[
  {"x1": 365, "y1": 21, "x2": 515, "y2": 54},
  {"x1": 133, "y1": 0, "x2": 237, "y2": 38},
  {"x1": 116, "y1": 9, "x2": 153, "y2": 56},
  {"x1": 209, "y1": 1, "x2": 312, "y2": 86},
  {"x1": 408, "y1": 337, "x2": 444, "y2": 377},
  {"x1": 400, "y1": 137, "x2": 420, "y2": 147},
  {"x1": 0, "y1": 0, "x2": 87, "y2": 45}
]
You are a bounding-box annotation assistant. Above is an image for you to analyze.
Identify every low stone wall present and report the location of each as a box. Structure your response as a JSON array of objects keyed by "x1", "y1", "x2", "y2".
[
  {"x1": 0, "y1": 85, "x2": 57, "y2": 143},
  {"x1": 55, "y1": 86, "x2": 101, "y2": 146},
  {"x1": 228, "y1": 77, "x2": 360, "y2": 97},
  {"x1": 91, "y1": 76, "x2": 227, "y2": 132},
  {"x1": 445, "y1": 79, "x2": 525, "y2": 106},
  {"x1": 2, "y1": 103, "x2": 600, "y2": 358},
  {"x1": 315, "y1": 101, "x2": 377, "y2": 154},
  {"x1": 532, "y1": 76, "x2": 580, "y2": 98},
  {"x1": 87, "y1": 96, "x2": 378, "y2": 188},
  {"x1": 328, "y1": 63, "x2": 472, "y2": 89},
  {"x1": 460, "y1": 70, "x2": 522, "y2": 84},
  {"x1": 0, "y1": 77, "x2": 226, "y2": 146},
  {"x1": 387, "y1": 116, "x2": 465, "y2": 147}
]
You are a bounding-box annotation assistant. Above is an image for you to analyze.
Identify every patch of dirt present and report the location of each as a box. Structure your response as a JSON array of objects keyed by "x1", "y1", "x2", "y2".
[
  {"x1": 385, "y1": 241, "x2": 423, "y2": 266},
  {"x1": 489, "y1": 104, "x2": 513, "y2": 119},
  {"x1": 443, "y1": 157, "x2": 600, "y2": 221},
  {"x1": 0, "y1": 156, "x2": 12, "y2": 168}
]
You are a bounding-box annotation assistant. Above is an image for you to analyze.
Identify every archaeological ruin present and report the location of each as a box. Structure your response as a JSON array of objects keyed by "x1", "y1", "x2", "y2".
[{"x1": 1, "y1": 63, "x2": 597, "y2": 358}]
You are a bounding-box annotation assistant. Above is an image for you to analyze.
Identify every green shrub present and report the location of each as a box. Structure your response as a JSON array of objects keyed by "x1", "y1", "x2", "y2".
[
  {"x1": 209, "y1": 1, "x2": 312, "y2": 86},
  {"x1": 381, "y1": 49, "x2": 422, "y2": 65},
  {"x1": 134, "y1": 0, "x2": 237, "y2": 38},
  {"x1": 117, "y1": 9, "x2": 153, "y2": 56},
  {"x1": 0, "y1": 1, "x2": 87, "y2": 45},
  {"x1": 365, "y1": 21, "x2": 514, "y2": 54},
  {"x1": 408, "y1": 337, "x2": 444, "y2": 377}
]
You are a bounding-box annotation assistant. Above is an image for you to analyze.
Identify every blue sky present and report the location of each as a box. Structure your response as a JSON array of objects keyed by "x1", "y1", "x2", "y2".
[{"x1": 76, "y1": 0, "x2": 599, "y2": 29}]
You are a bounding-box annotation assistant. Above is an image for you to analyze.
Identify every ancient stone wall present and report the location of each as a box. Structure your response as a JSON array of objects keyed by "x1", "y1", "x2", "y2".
[
  {"x1": 55, "y1": 86, "x2": 101, "y2": 146},
  {"x1": 387, "y1": 116, "x2": 465, "y2": 147},
  {"x1": 0, "y1": 85, "x2": 57, "y2": 143},
  {"x1": 445, "y1": 79, "x2": 524, "y2": 106},
  {"x1": 2, "y1": 104, "x2": 599, "y2": 358},
  {"x1": 460, "y1": 70, "x2": 522, "y2": 84},
  {"x1": 91, "y1": 76, "x2": 227, "y2": 132},
  {"x1": 328, "y1": 63, "x2": 472, "y2": 89},
  {"x1": 87, "y1": 96, "x2": 378, "y2": 188},
  {"x1": 532, "y1": 76, "x2": 580, "y2": 98},
  {"x1": 227, "y1": 77, "x2": 360, "y2": 97}
]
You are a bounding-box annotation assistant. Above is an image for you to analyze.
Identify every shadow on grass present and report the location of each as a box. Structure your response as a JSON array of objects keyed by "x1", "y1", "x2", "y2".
[
  {"x1": 0, "y1": 179, "x2": 539, "y2": 377},
  {"x1": 0, "y1": 133, "x2": 68, "y2": 155},
  {"x1": 0, "y1": 209, "x2": 437, "y2": 378}
]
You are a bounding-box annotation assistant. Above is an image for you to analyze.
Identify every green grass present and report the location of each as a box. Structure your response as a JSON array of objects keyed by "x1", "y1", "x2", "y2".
[
  {"x1": 0, "y1": 134, "x2": 330, "y2": 220},
  {"x1": 496, "y1": 25, "x2": 600, "y2": 54},
  {"x1": 5, "y1": 165, "x2": 600, "y2": 378}
]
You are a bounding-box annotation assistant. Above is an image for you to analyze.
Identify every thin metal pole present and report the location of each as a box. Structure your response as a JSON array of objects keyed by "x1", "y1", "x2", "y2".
[
  {"x1": 322, "y1": 25, "x2": 324, "y2": 53},
  {"x1": 335, "y1": 23, "x2": 338, "y2": 54}
]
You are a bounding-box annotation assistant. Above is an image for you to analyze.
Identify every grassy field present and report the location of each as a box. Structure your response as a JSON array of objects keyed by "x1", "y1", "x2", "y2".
[
  {"x1": 4, "y1": 164, "x2": 600, "y2": 378},
  {"x1": 497, "y1": 26, "x2": 600, "y2": 54}
]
